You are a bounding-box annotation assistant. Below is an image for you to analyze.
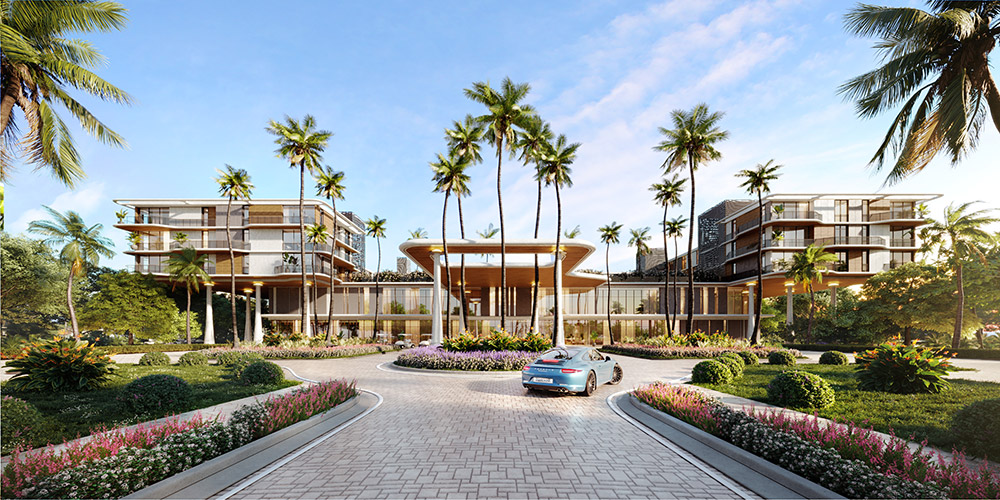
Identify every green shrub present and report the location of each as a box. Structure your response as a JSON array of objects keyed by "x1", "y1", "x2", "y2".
[
  {"x1": 177, "y1": 351, "x2": 208, "y2": 366},
  {"x1": 440, "y1": 329, "x2": 552, "y2": 352},
  {"x1": 819, "y1": 350, "x2": 849, "y2": 365},
  {"x1": 118, "y1": 374, "x2": 192, "y2": 415},
  {"x1": 768, "y1": 350, "x2": 796, "y2": 366},
  {"x1": 691, "y1": 360, "x2": 733, "y2": 384},
  {"x1": 855, "y1": 342, "x2": 952, "y2": 394},
  {"x1": 767, "y1": 370, "x2": 835, "y2": 409},
  {"x1": 138, "y1": 351, "x2": 170, "y2": 366},
  {"x1": 240, "y1": 361, "x2": 285, "y2": 385},
  {"x1": 733, "y1": 350, "x2": 758, "y2": 366},
  {"x1": 0, "y1": 396, "x2": 60, "y2": 454},
  {"x1": 5, "y1": 339, "x2": 115, "y2": 391},
  {"x1": 715, "y1": 353, "x2": 745, "y2": 378},
  {"x1": 216, "y1": 350, "x2": 265, "y2": 366},
  {"x1": 950, "y1": 398, "x2": 1000, "y2": 459}
]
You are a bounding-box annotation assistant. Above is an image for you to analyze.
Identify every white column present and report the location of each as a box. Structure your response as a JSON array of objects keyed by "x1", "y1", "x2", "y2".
[
  {"x1": 204, "y1": 283, "x2": 214, "y2": 344},
  {"x1": 253, "y1": 283, "x2": 263, "y2": 344},
  {"x1": 554, "y1": 250, "x2": 565, "y2": 347},
  {"x1": 244, "y1": 290, "x2": 252, "y2": 342},
  {"x1": 431, "y1": 252, "x2": 443, "y2": 345},
  {"x1": 531, "y1": 282, "x2": 540, "y2": 334},
  {"x1": 829, "y1": 283, "x2": 839, "y2": 312},
  {"x1": 786, "y1": 284, "x2": 794, "y2": 325},
  {"x1": 303, "y1": 282, "x2": 312, "y2": 337},
  {"x1": 746, "y1": 283, "x2": 756, "y2": 340}
]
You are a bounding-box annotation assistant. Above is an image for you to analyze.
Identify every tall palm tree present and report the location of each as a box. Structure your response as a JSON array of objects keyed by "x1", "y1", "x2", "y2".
[
  {"x1": 537, "y1": 134, "x2": 579, "y2": 345},
  {"x1": 266, "y1": 114, "x2": 332, "y2": 337},
  {"x1": 166, "y1": 247, "x2": 210, "y2": 344},
  {"x1": 841, "y1": 1, "x2": 1000, "y2": 185},
  {"x1": 665, "y1": 217, "x2": 688, "y2": 330},
  {"x1": 366, "y1": 216, "x2": 387, "y2": 340},
  {"x1": 215, "y1": 165, "x2": 253, "y2": 346},
  {"x1": 27, "y1": 206, "x2": 113, "y2": 338},
  {"x1": 1, "y1": 0, "x2": 132, "y2": 187},
  {"x1": 315, "y1": 166, "x2": 345, "y2": 341},
  {"x1": 650, "y1": 174, "x2": 686, "y2": 336},
  {"x1": 736, "y1": 159, "x2": 782, "y2": 345},
  {"x1": 515, "y1": 116, "x2": 553, "y2": 332},
  {"x1": 465, "y1": 77, "x2": 535, "y2": 330},
  {"x1": 921, "y1": 202, "x2": 999, "y2": 348},
  {"x1": 598, "y1": 222, "x2": 623, "y2": 345},
  {"x1": 445, "y1": 115, "x2": 484, "y2": 333},
  {"x1": 628, "y1": 227, "x2": 652, "y2": 278},
  {"x1": 431, "y1": 152, "x2": 472, "y2": 337},
  {"x1": 563, "y1": 226, "x2": 581, "y2": 239},
  {"x1": 408, "y1": 228, "x2": 428, "y2": 239},
  {"x1": 784, "y1": 244, "x2": 838, "y2": 340},
  {"x1": 655, "y1": 104, "x2": 728, "y2": 333},
  {"x1": 477, "y1": 223, "x2": 498, "y2": 262},
  {"x1": 305, "y1": 222, "x2": 329, "y2": 336}
]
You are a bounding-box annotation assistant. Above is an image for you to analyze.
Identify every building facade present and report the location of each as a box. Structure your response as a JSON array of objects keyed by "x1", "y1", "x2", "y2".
[{"x1": 340, "y1": 211, "x2": 367, "y2": 271}]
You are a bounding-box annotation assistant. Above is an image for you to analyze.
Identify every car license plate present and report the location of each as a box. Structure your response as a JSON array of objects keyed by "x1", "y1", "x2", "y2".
[{"x1": 532, "y1": 377, "x2": 553, "y2": 384}]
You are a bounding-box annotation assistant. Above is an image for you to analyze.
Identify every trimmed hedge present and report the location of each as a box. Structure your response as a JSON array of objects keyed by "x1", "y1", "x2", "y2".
[
  {"x1": 819, "y1": 350, "x2": 849, "y2": 365},
  {"x1": 601, "y1": 344, "x2": 792, "y2": 360},
  {"x1": 767, "y1": 370, "x2": 835, "y2": 409},
  {"x1": 205, "y1": 344, "x2": 399, "y2": 360},
  {"x1": 783, "y1": 344, "x2": 1000, "y2": 361},
  {"x1": 692, "y1": 360, "x2": 733, "y2": 384},
  {"x1": 138, "y1": 351, "x2": 170, "y2": 366}
]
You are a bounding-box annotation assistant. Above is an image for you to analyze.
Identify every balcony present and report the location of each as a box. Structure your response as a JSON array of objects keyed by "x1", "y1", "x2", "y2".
[
  {"x1": 813, "y1": 236, "x2": 882, "y2": 247},
  {"x1": 127, "y1": 217, "x2": 213, "y2": 227},
  {"x1": 735, "y1": 218, "x2": 761, "y2": 235},
  {"x1": 890, "y1": 238, "x2": 917, "y2": 247},
  {"x1": 129, "y1": 242, "x2": 167, "y2": 251},
  {"x1": 169, "y1": 240, "x2": 249, "y2": 250},
  {"x1": 133, "y1": 264, "x2": 168, "y2": 274},
  {"x1": 273, "y1": 264, "x2": 333, "y2": 275},
  {"x1": 869, "y1": 210, "x2": 918, "y2": 222},
  {"x1": 766, "y1": 210, "x2": 821, "y2": 222},
  {"x1": 248, "y1": 215, "x2": 315, "y2": 225},
  {"x1": 282, "y1": 242, "x2": 333, "y2": 253}
]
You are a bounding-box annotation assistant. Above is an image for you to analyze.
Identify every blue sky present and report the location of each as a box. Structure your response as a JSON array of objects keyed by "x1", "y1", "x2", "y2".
[{"x1": 5, "y1": 0, "x2": 999, "y2": 273}]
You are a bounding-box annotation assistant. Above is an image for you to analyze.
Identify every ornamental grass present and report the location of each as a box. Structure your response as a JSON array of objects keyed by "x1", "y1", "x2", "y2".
[
  {"x1": 204, "y1": 344, "x2": 396, "y2": 360},
  {"x1": 394, "y1": 346, "x2": 537, "y2": 371}
]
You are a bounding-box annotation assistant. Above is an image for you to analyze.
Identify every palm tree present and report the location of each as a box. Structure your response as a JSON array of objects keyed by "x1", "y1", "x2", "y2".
[
  {"x1": 267, "y1": 115, "x2": 332, "y2": 337},
  {"x1": 628, "y1": 227, "x2": 652, "y2": 278},
  {"x1": 465, "y1": 77, "x2": 535, "y2": 330},
  {"x1": 665, "y1": 217, "x2": 688, "y2": 331},
  {"x1": 166, "y1": 247, "x2": 210, "y2": 344},
  {"x1": 840, "y1": 1, "x2": 1000, "y2": 185},
  {"x1": 27, "y1": 206, "x2": 113, "y2": 338},
  {"x1": 655, "y1": 104, "x2": 728, "y2": 334},
  {"x1": 537, "y1": 134, "x2": 579, "y2": 345},
  {"x1": 366, "y1": 216, "x2": 387, "y2": 340},
  {"x1": 736, "y1": 159, "x2": 782, "y2": 345},
  {"x1": 431, "y1": 152, "x2": 472, "y2": 337},
  {"x1": 445, "y1": 115, "x2": 485, "y2": 333},
  {"x1": 784, "y1": 244, "x2": 838, "y2": 340},
  {"x1": 921, "y1": 202, "x2": 999, "y2": 348},
  {"x1": 650, "y1": 174, "x2": 686, "y2": 336},
  {"x1": 408, "y1": 228, "x2": 428, "y2": 239},
  {"x1": 477, "y1": 223, "x2": 498, "y2": 262},
  {"x1": 305, "y1": 223, "x2": 329, "y2": 336},
  {"x1": 215, "y1": 165, "x2": 253, "y2": 346},
  {"x1": 598, "y1": 222, "x2": 623, "y2": 345},
  {"x1": 1, "y1": 0, "x2": 132, "y2": 187},
  {"x1": 315, "y1": 166, "x2": 345, "y2": 341},
  {"x1": 564, "y1": 226, "x2": 581, "y2": 239},
  {"x1": 515, "y1": 116, "x2": 554, "y2": 332}
]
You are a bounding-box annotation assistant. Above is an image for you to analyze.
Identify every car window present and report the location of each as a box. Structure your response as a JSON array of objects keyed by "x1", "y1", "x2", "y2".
[
  {"x1": 590, "y1": 350, "x2": 603, "y2": 361},
  {"x1": 537, "y1": 350, "x2": 570, "y2": 360}
]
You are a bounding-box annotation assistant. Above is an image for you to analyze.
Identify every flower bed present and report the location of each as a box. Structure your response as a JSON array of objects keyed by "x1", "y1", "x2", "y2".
[
  {"x1": 602, "y1": 343, "x2": 792, "y2": 360},
  {"x1": 394, "y1": 346, "x2": 536, "y2": 371},
  {"x1": 204, "y1": 344, "x2": 398, "y2": 360}
]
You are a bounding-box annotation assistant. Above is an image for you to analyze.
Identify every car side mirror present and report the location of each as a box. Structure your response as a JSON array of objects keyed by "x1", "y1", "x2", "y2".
[{"x1": 605, "y1": 356, "x2": 612, "y2": 362}]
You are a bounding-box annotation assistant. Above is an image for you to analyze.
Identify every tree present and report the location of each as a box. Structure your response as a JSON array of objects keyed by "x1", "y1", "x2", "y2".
[
  {"x1": 366, "y1": 216, "x2": 387, "y2": 339},
  {"x1": 784, "y1": 244, "x2": 838, "y2": 340},
  {"x1": 628, "y1": 227, "x2": 652, "y2": 278},
  {"x1": 515, "y1": 115, "x2": 553, "y2": 332},
  {"x1": 862, "y1": 262, "x2": 964, "y2": 344},
  {"x1": 446, "y1": 115, "x2": 485, "y2": 333},
  {"x1": 408, "y1": 228, "x2": 427, "y2": 239},
  {"x1": 27, "y1": 206, "x2": 113, "y2": 338},
  {"x1": 215, "y1": 165, "x2": 253, "y2": 346},
  {"x1": 598, "y1": 222, "x2": 623, "y2": 344},
  {"x1": 465, "y1": 77, "x2": 535, "y2": 330},
  {"x1": 841, "y1": 1, "x2": 1000, "y2": 185},
  {"x1": 664, "y1": 217, "x2": 688, "y2": 333},
  {"x1": 537, "y1": 134, "x2": 579, "y2": 345},
  {"x1": 736, "y1": 159, "x2": 782, "y2": 344},
  {"x1": 315, "y1": 165, "x2": 346, "y2": 342},
  {"x1": 0, "y1": 232, "x2": 69, "y2": 338},
  {"x1": 1, "y1": 0, "x2": 132, "y2": 187},
  {"x1": 78, "y1": 271, "x2": 184, "y2": 343},
  {"x1": 431, "y1": 151, "x2": 472, "y2": 335},
  {"x1": 655, "y1": 104, "x2": 728, "y2": 333},
  {"x1": 921, "y1": 201, "x2": 999, "y2": 348},
  {"x1": 477, "y1": 223, "x2": 498, "y2": 262},
  {"x1": 267, "y1": 114, "x2": 332, "y2": 337},
  {"x1": 305, "y1": 222, "x2": 329, "y2": 337},
  {"x1": 166, "y1": 247, "x2": 210, "y2": 344},
  {"x1": 650, "y1": 174, "x2": 686, "y2": 336}
]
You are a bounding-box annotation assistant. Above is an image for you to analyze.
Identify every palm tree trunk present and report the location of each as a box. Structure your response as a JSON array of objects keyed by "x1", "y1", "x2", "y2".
[
  {"x1": 186, "y1": 287, "x2": 192, "y2": 344},
  {"x1": 226, "y1": 196, "x2": 239, "y2": 347},
  {"x1": 553, "y1": 183, "x2": 563, "y2": 345},
  {"x1": 662, "y1": 203, "x2": 672, "y2": 336},
  {"x1": 686, "y1": 152, "x2": 696, "y2": 335},
  {"x1": 531, "y1": 177, "x2": 542, "y2": 331},
  {"x1": 299, "y1": 160, "x2": 308, "y2": 336},
  {"x1": 807, "y1": 284, "x2": 816, "y2": 340},
  {"x1": 952, "y1": 263, "x2": 965, "y2": 349},
  {"x1": 497, "y1": 139, "x2": 506, "y2": 331},
  {"x1": 904, "y1": 325, "x2": 912, "y2": 345},
  {"x1": 673, "y1": 236, "x2": 680, "y2": 330},
  {"x1": 442, "y1": 191, "x2": 452, "y2": 340},
  {"x1": 752, "y1": 190, "x2": 764, "y2": 345},
  {"x1": 457, "y1": 196, "x2": 470, "y2": 332},
  {"x1": 374, "y1": 239, "x2": 382, "y2": 340},
  {"x1": 311, "y1": 262, "x2": 320, "y2": 338},
  {"x1": 327, "y1": 196, "x2": 337, "y2": 342},
  {"x1": 66, "y1": 265, "x2": 80, "y2": 338},
  {"x1": 605, "y1": 243, "x2": 613, "y2": 345}
]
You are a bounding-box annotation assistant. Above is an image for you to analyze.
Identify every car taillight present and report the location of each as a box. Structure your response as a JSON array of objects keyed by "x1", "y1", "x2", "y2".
[
  {"x1": 561, "y1": 368, "x2": 581, "y2": 373},
  {"x1": 522, "y1": 366, "x2": 531, "y2": 371}
]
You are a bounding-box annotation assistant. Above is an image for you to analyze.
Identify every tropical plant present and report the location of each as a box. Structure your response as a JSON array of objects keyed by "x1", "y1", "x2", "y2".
[
  {"x1": 27, "y1": 206, "x2": 113, "y2": 337},
  {"x1": 563, "y1": 225, "x2": 581, "y2": 239},
  {"x1": 366, "y1": 216, "x2": 387, "y2": 338},
  {"x1": 408, "y1": 228, "x2": 427, "y2": 239},
  {"x1": 314, "y1": 165, "x2": 345, "y2": 341},
  {"x1": 736, "y1": 159, "x2": 782, "y2": 344},
  {"x1": 166, "y1": 247, "x2": 210, "y2": 344},
  {"x1": 465, "y1": 77, "x2": 535, "y2": 330},
  {"x1": 598, "y1": 222, "x2": 623, "y2": 345},
  {"x1": 477, "y1": 222, "x2": 499, "y2": 261},
  {"x1": 215, "y1": 165, "x2": 253, "y2": 347},
  {"x1": 0, "y1": 0, "x2": 132, "y2": 187},
  {"x1": 5, "y1": 338, "x2": 115, "y2": 391},
  {"x1": 655, "y1": 104, "x2": 728, "y2": 333},
  {"x1": 114, "y1": 209, "x2": 128, "y2": 223},
  {"x1": 784, "y1": 244, "x2": 838, "y2": 340},
  {"x1": 431, "y1": 151, "x2": 472, "y2": 335},
  {"x1": 514, "y1": 116, "x2": 554, "y2": 331},
  {"x1": 855, "y1": 342, "x2": 953, "y2": 394},
  {"x1": 267, "y1": 114, "x2": 332, "y2": 337},
  {"x1": 628, "y1": 227, "x2": 652, "y2": 278},
  {"x1": 840, "y1": 1, "x2": 1000, "y2": 185},
  {"x1": 537, "y1": 134, "x2": 579, "y2": 345},
  {"x1": 650, "y1": 174, "x2": 686, "y2": 336},
  {"x1": 305, "y1": 223, "x2": 329, "y2": 336},
  {"x1": 445, "y1": 113, "x2": 485, "y2": 164},
  {"x1": 664, "y1": 216, "x2": 688, "y2": 330}
]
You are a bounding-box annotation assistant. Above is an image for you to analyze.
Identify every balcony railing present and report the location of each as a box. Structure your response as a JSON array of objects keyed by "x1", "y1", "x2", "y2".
[
  {"x1": 765, "y1": 238, "x2": 813, "y2": 248},
  {"x1": 133, "y1": 264, "x2": 168, "y2": 273},
  {"x1": 130, "y1": 217, "x2": 213, "y2": 227},
  {"x1": 130, "y1": 242, "x2": 166, "y2": 251},
  {"x1": 248, "y1": 215, "x2": 315, "y2": 225},
  {"x1": 766, "y1": 210, "x2": 820, "y2": 222},
  {"x1": 273, "y1": 264, "x2": 333, "y2": 275},
  {"x1": 736, "y1": 218, "x2": 761, "y2": 235},
  {"x1": 868, "y1": 210, "x2": 918, "y2": 222},
  {"x1": 282, "y1": 242, "x2": 333, "y2": 253},
  {"x1": 890, "y1": 238, "x2": 917, "y2": 247},
  {"x1": 169, "y1": 240, "x2": 249, "y2": 250}
]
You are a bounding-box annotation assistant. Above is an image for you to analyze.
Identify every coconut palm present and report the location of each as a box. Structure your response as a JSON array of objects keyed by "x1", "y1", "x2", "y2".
[
  {"x1": 664, "y1": 216, "x2": 688, "y2": 330},
  {"x1": 564, "y1": 226, "x2": 581, "y2": 239},
  {"x1": 315, "y1": 166, "x2": 345, "y2": 341},
  {"x1": 431, "y1": 152, "x2": 472, "y2": 336},
  {"x1": 27, "y1": 206, "x2": 113, "y2": 338},
  {"x1": 537, "y1": 134, "x2": 579, "y2": 344},
  {"x1": 650, "y1": 174, "x2": 686, "y2": 336},
  {"x1": 515, "y1": 116, "x2": 554, "y2": 332},
  {"x1": 465, "y1": 77, "x2": 536, "y2": 330},
  {"x1": 655, "y1": 104, "x2": 728, "y2": 333},
  {"x1": 784, "y1": 244, "x2": 838, "y2": 340},
  {"x1": 1, "y1": 0, "x2": 132, "y2": 187},
  {"x1": 166, "y1": 247, "x2": 210, "y2": 344},
  {"x1": 215, "y1": 165, "x2": 253, "y2": 346},
  {"x1": 366, "y1": 216, "x2": 387, "y2": 339},
  {"x1": 598, "y1": 222, "x2": 623, "y2": 345},
  {"x1": 445, "y1": 114, "x2": 485, "y2": 164},
  {"x1": 921, "y1": 202, "x2": 999, "y2": 348},
  {"x1": 477, "y1": 223, "x2": 499, "y2": 262},
  {"x1": 736, "y1": 159, "x2": 782, "y2": 345},
  {"x1": 267, "y1": 114, "x2": 332, "y2": 337},
  {"x1": 408, "y1": 228, "x2": 428, "y2": 239},
  {"x1": 841, "y1": 1, "x2": 1000, "y2": 185},
  {"x1": 305, "y1": 223, "x2": 329, "y2": 336},
  {"x1": 628, "y1": 227, "x2": 652, "y2": 278}
]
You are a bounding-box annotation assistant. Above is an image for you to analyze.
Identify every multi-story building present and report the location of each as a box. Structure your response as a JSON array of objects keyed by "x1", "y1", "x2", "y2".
[{"x1": 340, "y1": 211, "x2": 367, "y2": 271}]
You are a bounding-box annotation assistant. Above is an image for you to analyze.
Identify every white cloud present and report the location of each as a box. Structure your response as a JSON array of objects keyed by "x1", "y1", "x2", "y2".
[{"x1": 9, "y1": 182, "x2": 107, "y2": 234}]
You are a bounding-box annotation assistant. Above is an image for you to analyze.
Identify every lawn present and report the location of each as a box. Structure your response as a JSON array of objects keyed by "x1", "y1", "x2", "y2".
[{"x1": 692, "y1": 364, "x2": 1000, "y2": 452}]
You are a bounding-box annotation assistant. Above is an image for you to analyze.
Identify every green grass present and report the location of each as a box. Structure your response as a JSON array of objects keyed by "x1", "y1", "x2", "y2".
[
  {"x1": 693, "y1": 364, "x2": 1000, "y2": 451},
  {"x1": 2, "y1": 364, "x2": 298, "y2": 447}
]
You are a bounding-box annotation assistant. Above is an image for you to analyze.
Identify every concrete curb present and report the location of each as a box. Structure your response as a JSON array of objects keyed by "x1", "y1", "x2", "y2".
[
  {"x1": 617, "y1": 393, "x2": 843, "y2": 500},
  {"x1": 124, "y1": 391, "x2": 378, "y2": 500}
]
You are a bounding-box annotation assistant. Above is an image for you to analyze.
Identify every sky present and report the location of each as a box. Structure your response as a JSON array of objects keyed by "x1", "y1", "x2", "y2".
[{"x1": 4, "y1": 0, "x2": 999, "y2": 274}]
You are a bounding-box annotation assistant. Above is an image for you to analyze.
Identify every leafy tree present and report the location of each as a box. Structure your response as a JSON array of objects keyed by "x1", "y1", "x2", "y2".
[
  {"x1": 664, "y1": 217, "x2": 687, "y2": 331},
  {"x1": 628, "y1": 227, "x2": 652, "y2": 278},
  {"x1": 650, "y1": 174, "x2": 686, "y2": 336},
  {"x1": 365, "y1": 216, "x2": 387, "y2": 338},
  {"x1": 215, "y1": 165, "x2": 253, "y2": 346},
  {"x1": 166, "y1": 247, "x2": 210, "y2": 344},
  {"x1": 736, "y1": 159, "x2": 782, "y2": 344},
  {"x1": 862, "y1": 262, "x2": 967, "y2": 344},
  {"x1": 598, "y1": 222, "x2": 623, "y2": 344},
  {"x1": 537, "y1": 134, "x2": 579, "y2": 345},
  {"x1": 964, "y1": 247, "x2": 1000, "y2": 347},
  {"x1": 314, "y1": 165, "x2": 346, "y2": 341},
  {"x1": 784, "y1": 244, "x2": 838, "y2": 340},
  {"x1": 78, "y1": 271, "x2": 184, "y2": 343},
  {"x1": 0, "y1": 233, "x2": 69, "y2": 338},
  {"x1": 305, "y1": 222, "x2": 328, "y2": 337}
]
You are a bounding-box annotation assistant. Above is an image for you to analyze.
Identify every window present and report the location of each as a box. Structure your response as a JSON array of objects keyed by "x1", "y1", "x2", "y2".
[
  {"x1": 834, "y1": 251, "x2": 848, "y2": 272},
  {"x1": 890, "y1": 251, "x2": 914, "y2": 269},
  {"x1": 835, "y1": 200, "x2": 849, "y2": 222},
  {"x1": 835, "y1": 225, "x2": 848, "y2": 242},
  {"x1": 861, "y1": 250, "x2": 870, "y2": 272}
]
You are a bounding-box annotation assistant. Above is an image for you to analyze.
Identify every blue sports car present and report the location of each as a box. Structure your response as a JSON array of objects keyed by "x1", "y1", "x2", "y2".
[{"x1": 522, "y1": 347, "x2": 623, "y2": 396}]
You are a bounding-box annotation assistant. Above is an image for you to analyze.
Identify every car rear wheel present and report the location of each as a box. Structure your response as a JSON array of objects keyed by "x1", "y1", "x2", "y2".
[
  {"x1": 610, "y1": 365, "x2": 623, "y2": 385},
  {"x1": 582, "y1": 372, "x2": 597, "y2": 396}
]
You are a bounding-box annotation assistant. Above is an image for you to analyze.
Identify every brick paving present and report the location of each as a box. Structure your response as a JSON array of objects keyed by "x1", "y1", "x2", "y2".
[{"x1": 223, "y1": 352, "x2": 752, "y2": 500}]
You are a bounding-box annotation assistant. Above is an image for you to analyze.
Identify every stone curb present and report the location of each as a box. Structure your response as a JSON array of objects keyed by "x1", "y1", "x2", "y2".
[
  {"x1": 619, "y1": 393, "x2": 843, "y2": 500},
  {"x1": 124, "y1": 392, "x2": 378, "y2": 500},
  {"x1": 382, "y1": 361, "x2": 522, "y2": 376}
]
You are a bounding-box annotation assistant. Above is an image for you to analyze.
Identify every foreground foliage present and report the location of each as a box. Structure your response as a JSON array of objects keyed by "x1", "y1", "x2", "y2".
[
  {"x1": 601, "y1": 343, "x2": 790, "y2": 360},
  {"x1": 395, "y1": 346, "x2": 536, "y2": 371},
  {"x1": 442, "y1": 330, "x2": 551, "y2": 352},
  {"x1": 205, "y1": 344, "x2": 398, "y2": 360},
  {"x1": 855, "y1": 341, "x2": 953, "y2": 394},
  {"x1": 5, "y1": 339, "x2": 115, "y2": 392}
]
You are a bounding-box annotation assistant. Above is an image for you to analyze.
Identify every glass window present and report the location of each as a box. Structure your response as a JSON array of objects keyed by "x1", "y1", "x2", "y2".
[{"x1": 835, "y1": 200, "x2": 848, "y2": 222}]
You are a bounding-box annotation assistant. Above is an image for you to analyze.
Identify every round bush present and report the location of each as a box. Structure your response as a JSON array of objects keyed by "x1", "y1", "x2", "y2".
[
  {"x1": 950, "y1": 398, "x2": 1000, "y2": 459},
  {"x1": 119, "y1": 374, "x2": 192, "y2": 415},
  {"x1": 138, "y1": 351, "x2": 171, "y2": 366},
  {"x1": 735, "y1": 351, "x2": 759, "y2": 366},
  {"x1": 0, "y1": 396, "x2": 58, "y2": 454},
  {"x1": 819, "y1": 350, "x2": 849, "y2": 365},
  {"x1": 768, "y1": 350, "x2": 797, "y2": 366},
  {"x1": 177, "y1": 351, "x2": 208, "y2": 366},
  {"x1": 767, "y1": 370, "x2": 835, "y2": 409},
  {"x1": 216, "y1": 350, "x2": 265, "y2": 366},
  {"x1": 691, "y1": 360, "x2": 734, "y2": 385},
  {"x1": 715, "y1": 353, "x2": 745, "y2": 378},
  {"x1": 240, "y1": 361, "x2": 284, "y2": 385}
]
